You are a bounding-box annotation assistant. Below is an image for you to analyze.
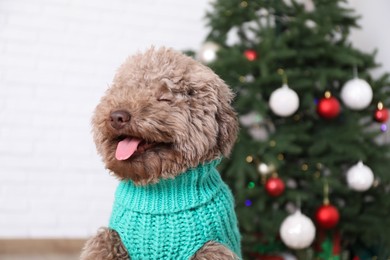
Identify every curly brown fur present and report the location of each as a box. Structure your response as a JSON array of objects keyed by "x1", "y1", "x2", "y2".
[
  {"x1": 80, "y1": 227, "x2": 129, "y2": 260},
  {"x1": 191, "y1": 241, "x2": 239, "y2": 260},
  {"x1": 92, "y1": 47, "x2": 238, "y2": 185},
  {"x1": 84, "y1": 47, "x2": 240, "y2": 259}
]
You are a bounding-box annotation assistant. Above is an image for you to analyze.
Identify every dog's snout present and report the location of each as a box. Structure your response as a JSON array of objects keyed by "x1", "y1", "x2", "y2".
[{"x1": 110, "y1": 110, "x2": 131, "y2": 130}]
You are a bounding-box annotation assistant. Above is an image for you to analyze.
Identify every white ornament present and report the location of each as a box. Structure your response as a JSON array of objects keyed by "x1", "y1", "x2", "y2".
[
  {"x1": 340, "y1": 78, "x2": 373, "y2": 110},
  {"x1": 197, "y1": 42, "x2": 219, "y2": 64},
  {"x1": 280, "y1": 210, "x2": 316, "y2": 249},
  {"x1": 346, "y1": 161, "x2": 374, "y2": 191},
  {"x1": 269, "y1": 84, "x2": 299, "y2": 117}
]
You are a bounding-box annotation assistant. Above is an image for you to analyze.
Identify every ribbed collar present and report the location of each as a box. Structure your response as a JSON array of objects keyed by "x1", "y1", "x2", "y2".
[{"x1": 113, "y1": 159, "x2": 224, "y2": 214}]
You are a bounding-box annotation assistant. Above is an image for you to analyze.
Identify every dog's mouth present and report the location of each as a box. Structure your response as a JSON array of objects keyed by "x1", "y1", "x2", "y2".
[{"x1": 114, "y1": 136, "x2": 159, "y2": 161}]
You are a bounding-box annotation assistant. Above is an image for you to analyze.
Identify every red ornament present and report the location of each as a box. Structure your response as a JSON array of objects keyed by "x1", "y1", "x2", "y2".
[
  {"x1": 265, "y1": 176, "x2": 285, "y2": 197},
  {"x1": 374, "y1": 102, "x2": 389, "y2": 122},
  {"x1": 244, "y1": 49, "x2": 257, "y2": 61},
  {"x1": 317, "y1": 92, "x2": 340, "y2": 119},
  {"x1": 315, "y1": 204, "x2": 340, "y2": 229}
]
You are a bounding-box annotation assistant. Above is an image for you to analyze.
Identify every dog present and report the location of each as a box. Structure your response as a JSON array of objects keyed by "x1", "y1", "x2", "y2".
[{"x1": 80, "y1": 47, "x2": 240, "y2": 260}]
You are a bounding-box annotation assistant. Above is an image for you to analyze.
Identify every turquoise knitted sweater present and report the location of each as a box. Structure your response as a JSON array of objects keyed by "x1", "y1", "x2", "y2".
[{"x1": 109, "y1": 160, "x2": 241, "y2": 259}]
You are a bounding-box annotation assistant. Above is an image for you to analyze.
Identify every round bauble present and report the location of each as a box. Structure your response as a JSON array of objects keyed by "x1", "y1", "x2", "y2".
[
  {"x1": 340, "y1": 78, "x2": 373, "y2": 110},
  {"x1": 374, "y1": 104, "x2": 389, "y2": 123},
  {"x1": 269, "y1": 84, "x2": 299, "y2": 117},
  {"x1": 315, "y1": 204, "x2": 340, "y2": 229},
  {"x1": 317, "y1": 95, "x2": 340, "y2": 119},
  {"x1": 244, "y1": 49, "x2": 257, "y2": 61},
  {"x1": 346, "y1": 161, "x2": 374, "y2": 191},
  {"x1": 265, "y1": 176, "x2": 285, "y2": 197},
  {"x1": 280, "y1": 210, "x2": 316, "y2": 249},
  {"x1": 197, "y1": 42, "x2": 219, "y2": 64},
  {"x1": 374, "y1": 109, "x2": 389, "y2": 123}
]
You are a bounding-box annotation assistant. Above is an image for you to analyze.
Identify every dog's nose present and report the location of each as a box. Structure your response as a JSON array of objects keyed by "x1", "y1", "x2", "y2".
[{"x1": 110, "y1": 110, "x2": 131, "y2": 130}]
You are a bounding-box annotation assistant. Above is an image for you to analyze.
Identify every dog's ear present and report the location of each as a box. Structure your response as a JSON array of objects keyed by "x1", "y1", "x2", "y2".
[{"x1": 216, "y1": 85, "x2": 239, "y2": 157}]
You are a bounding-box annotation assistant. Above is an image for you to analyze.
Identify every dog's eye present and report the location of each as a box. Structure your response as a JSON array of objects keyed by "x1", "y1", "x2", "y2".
[
  {"x1": 158, "y1": 97, "x2": 172, "y2": 102},
  {"x1": 157, "y1": 92, "x2": 174, "y2": 102}
]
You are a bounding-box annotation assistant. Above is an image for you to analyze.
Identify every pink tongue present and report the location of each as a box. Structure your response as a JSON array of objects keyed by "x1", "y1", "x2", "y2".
[{"x1": 115, "y1": 138, "x2": 142, "y2": 161}]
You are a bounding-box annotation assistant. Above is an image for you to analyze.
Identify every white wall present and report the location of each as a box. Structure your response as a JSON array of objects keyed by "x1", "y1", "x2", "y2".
[
  {"x1": 0, "y1": 0, "x2": 389, "y2": 238},
  {"x1": 0, "y1": 0, "x2": 209, "y2": 238},
  {"x1": 348, "y1": 0, "x2": 390, "y2": 77}
]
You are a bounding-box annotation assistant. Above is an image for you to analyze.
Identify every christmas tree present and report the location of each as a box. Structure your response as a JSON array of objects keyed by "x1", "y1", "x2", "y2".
[{"x1": 197, "y1": 0, "x2": 390, "y2": 259}]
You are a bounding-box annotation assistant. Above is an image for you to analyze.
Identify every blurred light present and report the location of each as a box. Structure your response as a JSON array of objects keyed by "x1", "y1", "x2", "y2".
[
  {"x1": 202, "y1": 49, "x2": 216, "y2": 63},
  {"x1": 245, "y1": 199, "x2": 252, "y2": 207},
  {"x1": 246, "y1": 155, "x2": 253, "y2": 163},
  {"x1": 240, "y1": 1, "x2": 248, "y2": 8},
  {"x1": 381, "y1": 124, "x2": 387, "y2": 132},
  {"x1": 258, "y1": 163, "x2": 268, "y2": 173}
]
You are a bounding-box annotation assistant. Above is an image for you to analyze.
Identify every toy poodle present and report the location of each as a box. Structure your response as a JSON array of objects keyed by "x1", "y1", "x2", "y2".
[{"x1": 80, "y1": 47, "x2": 241, "y2": 260}]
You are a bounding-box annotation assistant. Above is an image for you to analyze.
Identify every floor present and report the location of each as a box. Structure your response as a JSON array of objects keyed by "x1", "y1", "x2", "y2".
[
  {"x1": 0, "y1": 254, "x2": 79, "y2": 260},
  {"x1": 0, "y1": 239, "x2": 85, "y2": 260}
]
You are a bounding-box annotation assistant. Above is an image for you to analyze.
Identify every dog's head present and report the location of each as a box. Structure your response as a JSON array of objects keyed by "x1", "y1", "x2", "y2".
[{"x1": 92, "y1": 47, "x2": 238, "y2": 185}]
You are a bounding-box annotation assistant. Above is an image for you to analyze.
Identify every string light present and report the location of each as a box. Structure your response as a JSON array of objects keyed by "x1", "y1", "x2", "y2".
[
  {"x1": 258, "y1": 163, "x2": 269, "y2": 173},
  {"x1": 248, "y1": 182, "x2": 255, "y2": 189},
  {"x1": 301, "y1": 163, "x2": 309, "y2": 171},
  {"x1": 293, "y1": 114, "x2": 301, "y2": 121},
  {"x1": 372, "y1": 178, "x2": 380, "y2": 188},
  {"x1": 240, "y1": 1, "x2": 248, "y2": 8},
  {"x1": 277, "y1": 153, "x2": 284, "y2": 160},
  {"x1": 246, "y1": 155, "x2": 253, "y2": 163},
  {"x1": 257, "y1": 162, "x2": 276, "y2": 175},
  {"x1": 269, "y1": 140, "x2": 276, "y2": 147}
]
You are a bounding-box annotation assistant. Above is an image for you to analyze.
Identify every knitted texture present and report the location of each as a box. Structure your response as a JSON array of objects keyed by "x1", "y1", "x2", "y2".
[{"x1": 109, "y1": 160, "x2": 241, "y2": 259}]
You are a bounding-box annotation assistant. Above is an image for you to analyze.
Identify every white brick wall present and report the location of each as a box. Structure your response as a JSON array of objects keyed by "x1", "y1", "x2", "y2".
[
  {"x1": 0, "y1": 0, "x2": 210, "y2": 238},
  {"x1": 0, "y1": 0, "x2": 388, "y2": 238}
]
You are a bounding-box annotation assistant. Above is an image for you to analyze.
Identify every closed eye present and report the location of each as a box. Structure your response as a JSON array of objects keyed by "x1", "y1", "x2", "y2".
[
  {"x1": 157, "y1": 91, "x2": 174, "y2": 102},
  {"x1": 157, "y1": 97, "x2": 172, "y2": 102}
]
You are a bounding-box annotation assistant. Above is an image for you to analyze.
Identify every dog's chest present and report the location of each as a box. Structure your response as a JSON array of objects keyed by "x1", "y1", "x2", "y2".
[{"x1": 108, "y1": 161, "x2": 241, "y2": 259}]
